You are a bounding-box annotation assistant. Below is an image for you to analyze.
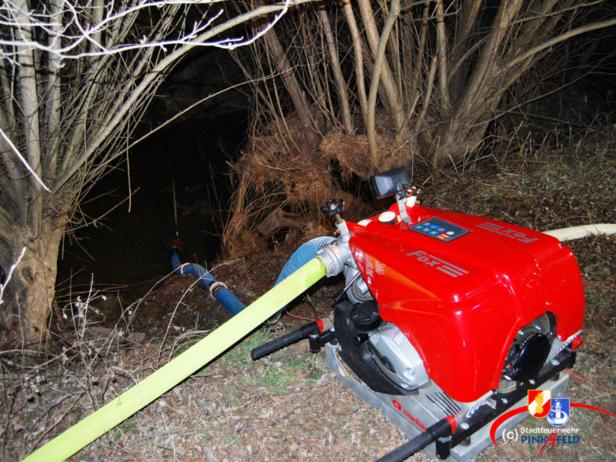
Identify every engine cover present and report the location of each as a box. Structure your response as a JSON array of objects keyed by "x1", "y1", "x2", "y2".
[
  {"x1": 347, "y1": 204, "x2": 584, "y2": 402},
  {"x1": 368, "y1": 323, "x2": 429, "y2": 391}
]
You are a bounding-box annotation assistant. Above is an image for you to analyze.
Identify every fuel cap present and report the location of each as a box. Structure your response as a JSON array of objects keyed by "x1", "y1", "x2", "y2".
[
  {"x1": 378, "y1": 211, "x2": 397, "y2": 224},
  {"x1": 350, "y1": 301, "x2": 381, "y2": 331}
]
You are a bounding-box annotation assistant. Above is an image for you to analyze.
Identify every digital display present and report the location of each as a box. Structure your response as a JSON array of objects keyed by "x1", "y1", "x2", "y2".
[{"x1": 410, "y1": 217, "x2": 469, "y2": 242}]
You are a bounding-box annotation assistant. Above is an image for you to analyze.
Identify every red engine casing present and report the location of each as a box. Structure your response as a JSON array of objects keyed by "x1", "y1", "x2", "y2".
[{"x1": 347, "y1": 204, "x2": 585, "y2": 403}]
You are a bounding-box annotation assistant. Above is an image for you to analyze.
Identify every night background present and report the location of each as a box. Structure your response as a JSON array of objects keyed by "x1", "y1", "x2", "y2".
[{"x1": 1, "y1": 1, "x2": 615, "y2": 461}]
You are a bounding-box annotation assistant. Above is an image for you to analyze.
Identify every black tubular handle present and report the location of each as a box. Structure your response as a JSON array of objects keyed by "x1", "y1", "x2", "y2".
[
  {"x1": 251, "y1": 321, "x2": 321, "y2": 360},
  {"x1": 376, "y1": 418, "x2": 454, "y2": 462}
]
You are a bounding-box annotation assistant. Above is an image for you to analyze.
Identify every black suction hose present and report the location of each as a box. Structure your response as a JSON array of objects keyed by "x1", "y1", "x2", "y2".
[{"x1": 376, "y1": 418, "x2": 454, "y2": 462}]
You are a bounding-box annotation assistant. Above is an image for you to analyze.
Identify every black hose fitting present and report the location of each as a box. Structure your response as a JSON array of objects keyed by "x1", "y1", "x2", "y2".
[{"x1": 250, "y1": 321, "x2": 322, "y2": 360}]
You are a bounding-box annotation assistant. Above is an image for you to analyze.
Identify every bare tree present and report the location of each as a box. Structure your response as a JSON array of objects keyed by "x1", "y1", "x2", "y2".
[
  {"x1": 0, "y1": 0, "x2": 310, "y2": 345},
  {"x1": 224, "y1": 0, "x2": 616, "y2": 248}
]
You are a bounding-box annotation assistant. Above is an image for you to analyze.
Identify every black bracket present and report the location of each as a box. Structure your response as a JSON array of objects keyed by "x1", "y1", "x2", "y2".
[{"x1": 309, "y1": 329, "x2": 336, "y2": 353}]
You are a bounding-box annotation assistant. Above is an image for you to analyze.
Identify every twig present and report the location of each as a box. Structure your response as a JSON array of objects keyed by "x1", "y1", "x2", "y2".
[
  {"x1": 157, "y1": 275, "x2": 204, "y2": 365},
  {"x1": 366, "y1": 0, "x2": 401, "y2": 163},
  {"x1": 0, "y1": 129, "x2": 50, "y2": 192},
  {"x1": 0, "y1": 246, "x2": 26, "y2": 305},
  {"x1": 507, "y1": 16, "x2": 616, "y2": 70},
  {"x1": 172, "y1": 179, "x2": 178, "y2": 236},
  {"x1": 31, "y1": 391, "x2": 87, "y2": 453}
]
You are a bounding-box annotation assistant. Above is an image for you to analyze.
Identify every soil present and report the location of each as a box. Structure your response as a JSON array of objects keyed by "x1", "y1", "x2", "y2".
[{"x1": 2, "y1": 129, "x2": 615, "y2": 462}]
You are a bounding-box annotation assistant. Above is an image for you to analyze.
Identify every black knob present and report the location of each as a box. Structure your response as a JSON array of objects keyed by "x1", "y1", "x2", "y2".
[
  {"x1": 321, "y1": 198, "x2": 344, "y2": 218},
  {"x1": 350, "y1": 301, "x2": 381, "y2": 331}
]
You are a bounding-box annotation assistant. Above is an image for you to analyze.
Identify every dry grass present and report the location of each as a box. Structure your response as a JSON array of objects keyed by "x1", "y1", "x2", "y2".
[{"x1": 2, "y1": 128, "x2": 615, "y2": 461}]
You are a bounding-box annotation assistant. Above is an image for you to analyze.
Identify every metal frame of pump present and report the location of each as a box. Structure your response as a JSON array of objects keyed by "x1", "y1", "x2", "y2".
[
  {"x1": 250, "y1": 167, "x2": 586, "y2": 462},
  {"x1": 247, "y1": 225, "x2": 579, "y2": 461}
]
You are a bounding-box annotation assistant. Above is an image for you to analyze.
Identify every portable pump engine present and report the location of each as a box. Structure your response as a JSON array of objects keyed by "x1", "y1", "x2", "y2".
[{"x1": 251, "y1": 167, "x2": 584, "y2": 461}]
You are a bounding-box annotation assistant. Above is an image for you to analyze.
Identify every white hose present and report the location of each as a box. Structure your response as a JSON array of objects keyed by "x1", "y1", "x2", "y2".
[{"x1": 542, "y1": 224, "x2": 616, "y2": 242}]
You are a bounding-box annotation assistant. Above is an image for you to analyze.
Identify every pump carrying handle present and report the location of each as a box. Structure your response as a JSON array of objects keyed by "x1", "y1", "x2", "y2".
[
  {"x1": 376, "y1": 417, "x2": 455, "y2": 462},
  {"x1": 251, "y1": 320, "x2": 322, "y2": 360}
]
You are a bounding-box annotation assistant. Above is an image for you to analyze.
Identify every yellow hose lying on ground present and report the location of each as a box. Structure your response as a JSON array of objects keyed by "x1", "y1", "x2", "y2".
[{"x1": 23, "y1": 257, "x2": 327, "y2": 462}]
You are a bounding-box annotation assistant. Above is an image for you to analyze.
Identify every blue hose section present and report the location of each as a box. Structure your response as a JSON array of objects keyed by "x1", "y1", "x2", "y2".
[
  {"x1": 171, "y1": 249, "x2": 245, "y2": 315},
  {"x1": 171, "y1": 236, "x2": 334, "y2": 317},
  {"x1": 212, "y1": 287, "x2": 246, "y2": 315},
  {"x1": 275, "y1": 236, "x2": 336, "y2": 284}
]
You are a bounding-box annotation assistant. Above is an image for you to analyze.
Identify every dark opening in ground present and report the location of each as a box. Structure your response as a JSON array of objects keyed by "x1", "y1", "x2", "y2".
[{"x1": 57, "y1": 110, "x2": 248, "y2": 306}]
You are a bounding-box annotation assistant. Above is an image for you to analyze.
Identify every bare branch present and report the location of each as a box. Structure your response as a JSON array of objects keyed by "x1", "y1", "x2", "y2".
[
  {"x1": 0, "y1": 246, "x2": 26, "y2": 306},
  {"x1": 51, "y1": 0, "x2": 310, "y2": 189},
  {"x1": 320, "y1": 7, "x2": 353, "y2": 133},
  {"x1": 416, "y1": 55, "x2": 437, "y2": 134},
  {"x1": 0, "y1": 0, "x2": 311, "y2": 61},
  {"x1": 12, "y1": 0, "x2": 44, "y2": 188},
  {"x1": 435, "y1": 0, "x2": 451, "y2": 111},
  {"x1": 0, "y1": 127, "x2": 50, "y2": 192},
  {"x1": 507, "y1": 16, "x2": 616, "y2": 70},
  {"x1": 367, "y1": 0, "x2": 400, "y2": 162},
  {"x1": 357, "y1": 0, "x2": 406, "y2": 135},
  {"x1": 456, "y1": 0, "x2": 523, "y2": 116},
  {"x1": 342, "y1": 0, "x2": 368, "y2": 125}
]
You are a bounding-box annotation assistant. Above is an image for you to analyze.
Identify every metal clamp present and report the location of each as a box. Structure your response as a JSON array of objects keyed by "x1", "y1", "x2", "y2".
[
  {"x1": 317, "y1": 243, "x2": 352, "y2": 277},
  {"x1": 208, "y1": 281, "x2": 227, "y2": 300},
  {"x1": 177, "y1": 263, "x2": 191, "y2": 275}
]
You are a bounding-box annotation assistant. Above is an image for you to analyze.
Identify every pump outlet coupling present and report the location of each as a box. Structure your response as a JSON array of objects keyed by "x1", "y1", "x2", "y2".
[{"x1": 318, "y1": 243, "x2": 352, "y2": 277}]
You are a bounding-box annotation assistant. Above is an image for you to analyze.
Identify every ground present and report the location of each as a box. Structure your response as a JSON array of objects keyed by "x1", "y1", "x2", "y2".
[{"x1": 1, "y1": 130, "x2": 615, "y2": 461}]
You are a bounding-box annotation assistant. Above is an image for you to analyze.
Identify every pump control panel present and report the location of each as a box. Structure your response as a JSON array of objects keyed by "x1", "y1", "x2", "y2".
[{"x1": 410, "y1": 217, "x2": 469, "y2": 242}]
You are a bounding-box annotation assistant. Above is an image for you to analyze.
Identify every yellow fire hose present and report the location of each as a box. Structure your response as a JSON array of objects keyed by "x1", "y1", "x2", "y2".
[{"x1": 23, "y1": 257, "x2": 327, "y2": 462}]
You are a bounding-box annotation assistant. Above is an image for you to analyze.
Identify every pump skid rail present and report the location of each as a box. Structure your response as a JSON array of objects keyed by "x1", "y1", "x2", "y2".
[{"x1": 378, "y1": 348, "x2": 577, "y2": 462}]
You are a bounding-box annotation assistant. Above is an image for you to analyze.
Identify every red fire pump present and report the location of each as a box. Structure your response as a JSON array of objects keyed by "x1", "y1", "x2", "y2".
[{"x1": 251, "y1": 167, "x2": 584, "y2": 461}]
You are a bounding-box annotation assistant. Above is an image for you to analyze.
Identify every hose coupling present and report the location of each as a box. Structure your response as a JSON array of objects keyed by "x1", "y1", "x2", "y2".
[
  {"x1": 317, "y1": 243, "x2": 352, "y2": 277},
  {"x1": 208, "y1": 281, "x2": 227, "y2": 299}
]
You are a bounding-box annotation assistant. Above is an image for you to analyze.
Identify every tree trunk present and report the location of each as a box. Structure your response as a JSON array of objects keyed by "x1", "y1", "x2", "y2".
[
  {"x1": 262, "y1": 27, "x2": 314, "y2": 133},
  {"x1": 432, "y1": 94, "x2": 501, "y2": 162},
  {"x1": 0, "y1": 214, "x2": 67, "y2": 346}
]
